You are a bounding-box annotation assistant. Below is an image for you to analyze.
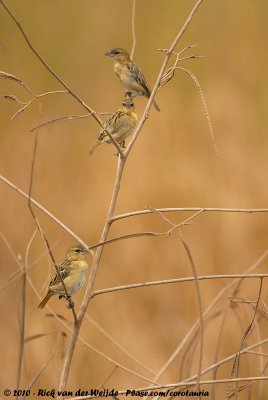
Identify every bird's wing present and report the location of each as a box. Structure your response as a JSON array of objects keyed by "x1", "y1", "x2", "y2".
[
  {"x1": 48, "y1": 265, "x2": 70, "y2": 288},
  {"x1": 127, "y1": 62, "x2": 151, "y2": 97},
  {"x1": 98, "y1": 111, "x2": 125, "y2": 141},
  {"x1": 97, "y1": 113, "x2": 116, "y2": 140}
]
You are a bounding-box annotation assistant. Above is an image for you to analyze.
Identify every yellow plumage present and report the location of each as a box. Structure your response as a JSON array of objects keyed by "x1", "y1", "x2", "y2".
[
  {"x1": 90, "y1": 98, "x2": 137, "y2": 155},
  {"x1": 38, "y1": 244, "x2": 89, "y2": 309},
  {"x1": 105, "y1": 48, "x2": 160, "y2": 112}
]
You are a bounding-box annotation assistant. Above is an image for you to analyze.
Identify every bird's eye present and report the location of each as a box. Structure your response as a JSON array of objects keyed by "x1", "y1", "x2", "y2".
[
  {"x1": 123, "y1": 102, "x2": 133, "y2": 107},
  {"x1": 74, "y1": 249, "x2": 80, "y2": 253},
  {"x1": 113, "y1": 50, "x2": 119, "y2": 55}
]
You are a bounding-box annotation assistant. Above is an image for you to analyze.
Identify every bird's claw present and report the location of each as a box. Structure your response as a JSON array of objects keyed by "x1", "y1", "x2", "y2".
[
  {"x1": 64, "y1": 295, "x2": 74, "y2": 309},
  {"x1": 66, "y1": 301, "x2": 74, "y2": 309}
]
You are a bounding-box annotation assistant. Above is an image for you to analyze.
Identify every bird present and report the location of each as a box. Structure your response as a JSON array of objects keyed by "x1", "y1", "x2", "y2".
[
  {"x1": 105, "y1": 48, "x2": 160, "y2": 112},
  {"x1": 38, "y1": 244, "x2": 89, "y2": 309},
  {"x1": 89, "y1": 97, "x2": 137, "y2": 155}
]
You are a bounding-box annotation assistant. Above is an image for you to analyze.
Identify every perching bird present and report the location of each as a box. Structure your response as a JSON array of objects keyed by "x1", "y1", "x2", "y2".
[
  {"x1": 105, "y1": 47, "x2": 160, "y2": 112},
  {"x1": 38, "y1": 244, "x2": 89, "y2": 309},
  {"x1": 89, "y1": 98, "x2": 137, "y2": 155}
]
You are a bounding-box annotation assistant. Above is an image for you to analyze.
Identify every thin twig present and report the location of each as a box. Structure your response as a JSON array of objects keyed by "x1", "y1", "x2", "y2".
[
  {"x1": 157, "y1": 46, "x2": 219, "y2": 160},
  {"x1": 11, "y1": 90, "x2": 67, "y2": 120},
  {"x1": 254, "y1": 316, "x2": 265, "y2": 399},
  {"x1": 110, "y1": 207, "x2": 268, "y2": 222},
  {"x1": 2, "y1": 231, "x2": 36, "y2": 399},
  {"x1": 89, "y1": 206, "x2": 201, "y2": 250},
  {"x1": 158, "y1": 52, "x2": 213, "y2": 133},
  {"x1": 29, "y1": 112, "x2": 92, "y2": 132},
  {"x1": 179, "y1": 307, "x2": 224, "y2": 383},
  {"x1": 130, "y1": 0, "x2": 136, "y2": 59},
  {"x1": 230, "y1": 306, "x2": 252, "y2": 400},
  {"x1": 145, "y1": 207, "x2": 203, "y2": 238},
  {"x1": 226, "y1": 278, "x2": 263, "y2": 400},
  {"x1": 211, "y1": 277, "x2": 262, "y2": 399},
  {"x1": 0, "y1": 69, "x2": 36, "y2": 95},
  {"x1": 178, "y1": 66, "x2": 219, "y2": 160},
  {"x1": 16, "y1": 240, "x2": 29, "y2": 398},
  {"x1": 179, "y1": 231, "x2": 203, "y2": 398},
  {"x1": 158, "y1": 45, "x2": 197, "y2": 57},
  {"x1": 97, "y1": 366, "x2": 118, "y2": 390},
  {"x1": 247, "y1": 351, "x2": 268, "y2": 357},
  {"x1": 93, "y1": 274, "x2": 268, "y2": 297},
  {"x1": 88, "y1": 231, "x2": 168, "y2": 250},
  {"x1": 211, "y1": 305, "x2": 231, "y2": 400}
]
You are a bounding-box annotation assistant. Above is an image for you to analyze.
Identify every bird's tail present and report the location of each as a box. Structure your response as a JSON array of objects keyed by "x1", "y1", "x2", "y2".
[
  {"x1": 89, "y1": 141, "x2": 100, "y2": 155},
  {"x1": 153, "y1": 100, "x2": 160, "y2": 112},
  {"x1": 38, "y1": 291, "x2": 54, "y2": 309}
]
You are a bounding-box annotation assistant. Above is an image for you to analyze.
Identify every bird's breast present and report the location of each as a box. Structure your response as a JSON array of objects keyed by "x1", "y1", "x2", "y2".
[
  {"x1": 68, "y1": 261, "x2": 88, "y2": 295},
  {"x1": 69, "y1": 272, "x2": 87, "y2": 295},
  {"x1": 114, "y1": 62, "x2": 124, "y2": 78}
]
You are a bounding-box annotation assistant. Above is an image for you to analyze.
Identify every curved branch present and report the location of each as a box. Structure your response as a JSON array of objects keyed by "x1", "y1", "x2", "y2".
[
  {"x1": 110, "y1": 207, "x2": 268, "y2": 223},
  {"x1": 130, "y1": 0, "x2": 137, "y2": 59},
  {"x1": 93, "y1": 273, "x2": 268, "y2": 297}
]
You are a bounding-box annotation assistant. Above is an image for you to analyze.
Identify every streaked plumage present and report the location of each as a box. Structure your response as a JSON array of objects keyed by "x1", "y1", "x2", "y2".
[
  {"x1": 89, "y1": 98, "x2": 137, "y2": 155},
  {"x1": 105, "y1": 48, "x2": 160, "y2": 112},
  {"x1": 38, "y1": 244, "x2": 89, "y2": 309}
]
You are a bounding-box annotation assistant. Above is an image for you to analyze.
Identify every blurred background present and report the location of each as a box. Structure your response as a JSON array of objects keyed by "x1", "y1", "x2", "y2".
[{"x1": 1, "y1": 0, "x2": 268, "y2": 398}]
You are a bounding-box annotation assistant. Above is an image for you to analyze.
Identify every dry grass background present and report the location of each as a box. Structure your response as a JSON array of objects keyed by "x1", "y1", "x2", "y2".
[{"x1": 0, "y1": 0, "x2": 268, "y2": 399}]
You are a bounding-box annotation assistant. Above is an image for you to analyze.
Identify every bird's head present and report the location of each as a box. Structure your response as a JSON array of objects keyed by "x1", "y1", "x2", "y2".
[
  {"x1": 66, "y1": 244, "x2": 89, "y2": 261},
  {"x1": 122, "y1": 98, "x2": 135, "y2": 111},
  {"x1": 105, "y1": 48, "x2": 130, "y2": 62}
]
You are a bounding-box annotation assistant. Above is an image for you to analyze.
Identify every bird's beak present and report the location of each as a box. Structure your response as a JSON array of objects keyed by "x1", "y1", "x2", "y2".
[{"x1": 105, "y1": 50, "x2": 113, "y2": 57}]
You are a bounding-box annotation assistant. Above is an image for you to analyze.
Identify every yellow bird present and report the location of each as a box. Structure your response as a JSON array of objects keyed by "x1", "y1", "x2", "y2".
[
  {"x1": 90, "y1": 98, "x2": 137, "y2": 155},
  {"x1": 105, "y1": 47, "x2": 160, "y2": 112},
  {"x1": 38, "y1": 244, "x2": 89, "y2": 309}
]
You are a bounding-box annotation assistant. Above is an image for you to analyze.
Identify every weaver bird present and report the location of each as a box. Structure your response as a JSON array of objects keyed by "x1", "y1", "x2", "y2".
[
  {"x1": 38, "y1": 244, "x2": 89, "y2": 309},
  {"x1": 89, "y1": 98, "x2": 137, "y2": 155},
  {"x1": 105, "y1": 47, "x2": 160, "y2": 112}
]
